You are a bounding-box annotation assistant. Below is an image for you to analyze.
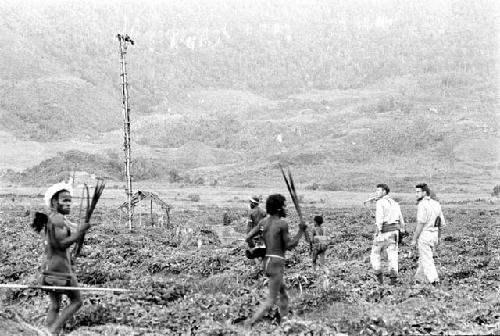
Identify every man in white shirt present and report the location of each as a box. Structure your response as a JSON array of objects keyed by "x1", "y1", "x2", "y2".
[
  {"x1": 412, "y1": 183, "x2": 446, "y2": 286},
  {"x1": 370, "y1": 184, "x2": 406, "y2": 285}
]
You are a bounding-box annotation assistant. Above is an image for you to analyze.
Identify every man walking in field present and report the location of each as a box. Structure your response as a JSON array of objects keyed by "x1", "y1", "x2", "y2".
[
  {"x1": 31, "y1": 182, "x2": 92, "y2": 335},
  {"x1": 311, "y1": 215, "x2": 328, "y2": 271},
  {"x1": 247, "y1": 196, "x2": 266, "y2": 236},
  {"x1": 370, "y1": 184, "x2": 406, "y2": 285},
  {"x1": 245, "y1": 194, "x2": 307, "y2": 327},
  {"x1": 412, "y1": 183, "x2": 446, "y2": 286},
  {"x1": 246, "y1": 196, "x2": 267, "y2": 266}
]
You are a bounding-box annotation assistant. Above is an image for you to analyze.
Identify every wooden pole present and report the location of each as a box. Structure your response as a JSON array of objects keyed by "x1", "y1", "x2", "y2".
[
  {"x1": 117, "y1": 33, "x2": 134, "y2": 232},
  {"x1": 139, "y1": 201, "x2": 142, "y2": 227},
  {"x1": 150, "y1": 198, "x2": 153, "y2": 226},
  {"x1": 71, "y1": 169, "x2": 76, "y2": 191}
]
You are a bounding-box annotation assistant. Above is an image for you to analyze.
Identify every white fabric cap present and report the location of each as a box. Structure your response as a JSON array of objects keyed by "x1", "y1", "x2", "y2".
[{"x1": 44, "y1": 182, "x2": 73, "y2": 208}]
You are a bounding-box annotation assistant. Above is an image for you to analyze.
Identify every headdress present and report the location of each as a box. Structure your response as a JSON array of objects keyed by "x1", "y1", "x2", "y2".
[
  {"x1": 249, "y1": 196, "x2": 260, "y2": 204},
  {"x1": 44, "y1": 182, "x2": 73, "y2": 208}
]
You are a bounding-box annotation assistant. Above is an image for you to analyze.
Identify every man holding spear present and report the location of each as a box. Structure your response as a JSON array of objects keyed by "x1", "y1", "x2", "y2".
[
  {"x1": 30, "y1": 181, "x2": 104, "y2": 335},
  {"x1": 245, "y1": 166, "x2": 307, "y2": 327}
]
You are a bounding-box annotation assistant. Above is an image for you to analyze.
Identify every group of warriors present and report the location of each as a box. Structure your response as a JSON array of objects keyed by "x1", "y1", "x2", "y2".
[
  {"x1": 29, "y1": 181, "x2": 444, "y2": 334},
  {"x1": 243, "y1": 183, "x2": 445, "y2": 327}
]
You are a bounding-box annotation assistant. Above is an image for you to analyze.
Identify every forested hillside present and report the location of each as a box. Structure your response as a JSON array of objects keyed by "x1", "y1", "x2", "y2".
[{"x1": 0, "y1": 0, "x2": 497, "y2": 190}]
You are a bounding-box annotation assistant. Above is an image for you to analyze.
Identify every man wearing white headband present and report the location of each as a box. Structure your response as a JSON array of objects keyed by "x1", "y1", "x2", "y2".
[
  {"x1": 245, "y1": 196, "x2": 267, "y2": 267},
  {"x1": 247, "y1": 196, "x2": 266, "y2": 236},
  {"x1": 44, "y1": 182, "x2": 78, "y2": 230},
  {"x1": 44, "y1": 182, "x2": 73, "y2": 209},
  {"x1": 39, "y1": 182, "x2": 91, "y2": 335}
]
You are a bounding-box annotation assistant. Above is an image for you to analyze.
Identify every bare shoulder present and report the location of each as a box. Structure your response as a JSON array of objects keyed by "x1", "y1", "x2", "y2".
[
  {"x1": 263, "y1": 217, "x2": 287, "y2": 230},
  {"x1": 277, "y1": 219, "x2": 289, "y2": 229},
  {"x1": 260, "y1": 216, "x2": 270, "y2": 226},
  {"x1": 49, "y1": 213, "x2": 65, "y2": 226}
]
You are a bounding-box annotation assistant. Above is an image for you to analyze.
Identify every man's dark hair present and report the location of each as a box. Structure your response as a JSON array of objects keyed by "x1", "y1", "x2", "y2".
[
  {"x1": 314, "y1": 215, "x2": 323, "y2": 225},
  {"x1": 50, "y1": 189, "x2": 69, "y2": 207},
  {"x1": 266, "y1": 194, "x2": 286, "y2": 216},
  {"x1": 376, "y1": 183, "x2": 390, "y2": 194},
  {"x1": 31, "y1": 212, "x2": 48, "y2": 233},
  {"x1": 415, "y1": 183, "x2": 431, "y2": 196},
  {"x1": 51, "y1": 189, "x2": 69, "y2": 207}
]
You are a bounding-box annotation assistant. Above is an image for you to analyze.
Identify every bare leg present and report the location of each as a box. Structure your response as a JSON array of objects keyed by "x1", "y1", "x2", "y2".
[
  {"x1": 46, "y1": 292, "x2": 62, "y2": 328},
  {"x1": 248, "y1": 271, "x2": 283, "y2": 326},
  {"x1": 319, "y1": 252, "x2": 325, "y2": 268},
  {"x1": 278, "y1": 281, "x2": 289, "y2": 322},
  {"x1": 48, "y1": 289, "x2": 82, "y2": 334},
  {"x1": 312, "y1": 248, "x2": 318, "y2": 270}
]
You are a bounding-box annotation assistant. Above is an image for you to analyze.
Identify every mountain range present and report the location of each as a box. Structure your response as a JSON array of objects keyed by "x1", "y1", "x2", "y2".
[{"x1": 0, "y1": 0, "x2": 497, "y2": 193}]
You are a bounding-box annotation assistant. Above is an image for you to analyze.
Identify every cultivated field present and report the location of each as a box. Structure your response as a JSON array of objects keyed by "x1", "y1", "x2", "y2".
[
  {"x1": 0, "y1": 2, "x2": 497, "y2": 334},
  {"x1": 0, "y1": 188, "x2": 499, "y2": 335}
]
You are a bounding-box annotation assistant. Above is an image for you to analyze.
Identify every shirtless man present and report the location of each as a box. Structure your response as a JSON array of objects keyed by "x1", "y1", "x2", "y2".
[
  {"x1": 311, "y1": 215, "x2": 328, "y2": 271},
  {"x1": 245, "y1": 194, "x2": 307, "y2": 327},
  {"x1": 37, "y1": 183, "x2": 91, "y2": 335}
]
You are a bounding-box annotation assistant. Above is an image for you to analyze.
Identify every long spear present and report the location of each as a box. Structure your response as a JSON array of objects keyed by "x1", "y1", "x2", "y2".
[
  {"x1": 72, "y1": 180, "x2": 106, "y2": 261},
  {"x1": 279, "y1": 164, "x2": 311, "y2": 250},
  {"x1": 0, "y1": 283, "x2": 129, "y2": 293}
]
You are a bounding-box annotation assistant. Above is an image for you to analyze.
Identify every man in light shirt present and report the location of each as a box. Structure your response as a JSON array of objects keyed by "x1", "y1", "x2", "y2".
[
  {"x1": 412, "y1": 183, "x2": 446, "y2": 286},
  {"x1": 370, "y1": 184, "x2": 406, "y2": 285}
]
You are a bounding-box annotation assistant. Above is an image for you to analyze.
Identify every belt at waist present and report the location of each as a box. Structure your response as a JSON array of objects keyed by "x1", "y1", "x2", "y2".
[
  {"x1": 381, "y1": 223, "x2": 399, "y2": 233},
  {"x1": 42, "y1": 270, "x2": 74, "y2": 278},
  {"x1": 422, "y1": 228, "x2": 439, "y2": 233},
  {"x1": 265, "y1": 254, "x2": 285, "y2": 260}
]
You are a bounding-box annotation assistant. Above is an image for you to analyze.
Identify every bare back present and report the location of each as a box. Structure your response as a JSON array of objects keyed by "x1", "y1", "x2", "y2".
[
  {"x1": 313, "y1": 226, "x2": 324, "y2": 237},
  {"x1": 261, "y1": 216, "x2": 289, "y2": 258}
]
